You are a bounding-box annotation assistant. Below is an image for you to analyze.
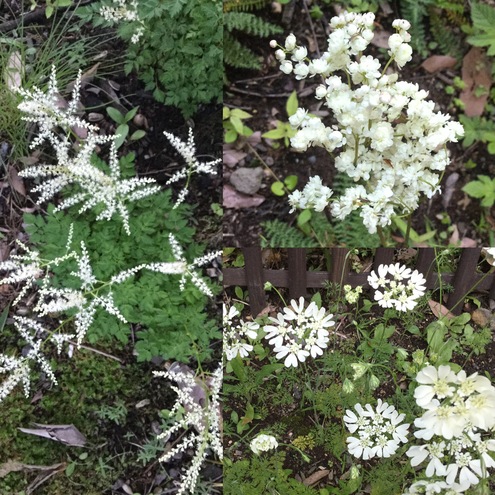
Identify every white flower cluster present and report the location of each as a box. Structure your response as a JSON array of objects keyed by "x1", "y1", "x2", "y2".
[
  {"x1": 404, "y1": 364, "x2": 495, "y2": 493},
  {"x1": 344, "y1": 399, "x2": 410, "y2": 459},
  {"x1": 288, "y1": 175, "x2": 333, "y2": 213},
  {"x1": 367, "y1": 263, "x2": 426, "y2": 311},
  {"x1": 263, "y1": 297, "x2": 335, "y2": 367},
  {"x1": 17, "y1": 66, "x2": 161, "y2": 235},
  {"x1": 164, "y1": 128, "x2": 220, "y2": 208},
  {"x1": 153, "y1": 363, "x2": 223, "y2": 495},
  {"x1": 250, "y1": 434, "x2": 279, "y2": 455},
  {"x1": 272, "y1": 11, "x2": 464, "y2": 234},
  {"x1": 99, "y1": 0, "x2": 145, "y2": 44},
  {"x1": 223, "y1": 304, "x2": 259, "y2": 361}
]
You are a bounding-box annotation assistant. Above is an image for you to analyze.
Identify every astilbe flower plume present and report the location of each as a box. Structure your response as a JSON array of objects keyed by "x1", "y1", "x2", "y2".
[
  {"x1": 263, "y1": 297, "x2": 335, "y2": 367},
  {"x1": 153, "y1": 363, "x2": 222, "y2": 495},
  {"x1": 271, "y1": 11, "x2": 464, "y2": 234}
]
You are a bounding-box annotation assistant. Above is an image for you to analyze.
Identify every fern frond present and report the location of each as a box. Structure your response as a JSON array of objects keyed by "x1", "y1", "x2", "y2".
[
  {"x1": 429, "y1": 9, "x2": 464, "y2": 59},
  {"x1": 261, "y1": 220, "x2": 319, "y2": 247},
  {"x1": 225, "y1": 11, "x2": 283, "y2": 37},
  {"x1": 223, "y1": 0, "x2": 271, "y2": 13},
  {"x1": 224, "y1": 32, "x2": 262, "y2": 69}
]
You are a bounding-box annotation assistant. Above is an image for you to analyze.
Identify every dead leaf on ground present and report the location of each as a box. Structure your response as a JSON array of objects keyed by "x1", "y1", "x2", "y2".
[
  {"x1": 0, "y1": 460, "x2": 64, "y2": 478},
  {"x1": 460, "y1": 47, "x2": 493, "y2": 117},
  {"x1": 65, "y1": 62, "x2": 101, "y2": 93},
  {"x1": 223, "y1": 184, "x2": 265, "y2": 208},
  {"x1": 303, "y1": 469, "x2": 330, "y2": 486},
  {"x1": 223, "y1": 148, "x2": 247, "y2": 168},
  {"x1": 4, "y1": 51, "x2": 23, "y2": 91},
  {"x1": 428, "y1": 300, "x2": 456, "y2": 320},
  {"x1": 8, "y1": 166, "x2": 26, "y2": 196},
  {"x1": 371, "y1": 29, "x2": 392, "y2": 49},
  {"x1": 19, "y1": 423, "x2": 87, "y2": 447},
  {"x1": 421, "y1": 55, "x2": 457, "y2": 73}
]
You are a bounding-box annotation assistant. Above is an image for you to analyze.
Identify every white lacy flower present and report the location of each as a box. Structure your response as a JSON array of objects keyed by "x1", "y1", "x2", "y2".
[
  {"x1": 344, "y1": 399, "x2": 409, "y2": 459},
  {"x1": 270, "y1": 11, "x2": 464, "y2": 234},
  {"x1": 223, "y1": 304, "x2": 259, "y2": 361},
  {"x1": 288, "y1": 175, "x2": 333, "y2": 213},
  {"x1": 367, "y1": 263, "x2": 426, "y2": 312},
  {"x1": 263, "y1": 297, "x2": 334, "y2": 367},
  {"x1": 414, "y1": 365, "x2": 459, "y2": 409},
  {"x1": 250, "y1": 434, "x2": 278, "y2": 455}
]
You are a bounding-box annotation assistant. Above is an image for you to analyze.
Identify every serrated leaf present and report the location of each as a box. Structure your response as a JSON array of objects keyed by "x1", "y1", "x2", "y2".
[
  {"x1": 286, "y1": 90, "x2": 299, "y2": 117},
  {"x1": 271, "y1": 181, "x2": 285, "y2": 196},
  {"x1": 106, "y1": 106, "x2": 124, "y2": 124}
]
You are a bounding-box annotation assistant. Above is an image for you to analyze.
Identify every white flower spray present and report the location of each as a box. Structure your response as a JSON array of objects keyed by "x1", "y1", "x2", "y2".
[{"x1": 271, "y1": 11, "x2": 464, "y2": 235}]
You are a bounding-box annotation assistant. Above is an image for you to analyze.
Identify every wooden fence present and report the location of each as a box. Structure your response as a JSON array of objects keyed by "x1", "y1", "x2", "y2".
[{"x1": 223, "y1": 248, "x2": 495, "y2": 316}]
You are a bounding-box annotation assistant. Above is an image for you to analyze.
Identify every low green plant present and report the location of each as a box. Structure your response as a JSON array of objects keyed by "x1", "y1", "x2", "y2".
[
  {"x1": 262, "y1": 90, "x2": 298, "y2": 148},
  {"x1": 106, "y1": 106, "x2": 146, "y2": 149},
  {"x1": 223, "y1": 107, "x2": 254, "y2": 143},
  {"x1": 462, "y1": 175, "x2": 495, "y2": 207}
]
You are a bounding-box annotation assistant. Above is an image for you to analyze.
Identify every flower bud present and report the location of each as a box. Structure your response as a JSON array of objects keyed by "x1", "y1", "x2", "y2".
[{"x1": 285, "y1": 33, "x2": 296, "y2": 51}]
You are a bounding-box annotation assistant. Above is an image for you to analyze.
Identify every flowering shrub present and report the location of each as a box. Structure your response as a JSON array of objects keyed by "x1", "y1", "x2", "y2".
[
  {"x1": 263, "y1": 297, "x2": 335, "y2": 367},
  {"x1": 271, "y1": 11, "x2": 464, "y2": 235}
]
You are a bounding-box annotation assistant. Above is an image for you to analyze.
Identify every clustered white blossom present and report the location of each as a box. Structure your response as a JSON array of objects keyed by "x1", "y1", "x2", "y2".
[
  {"x1": 153, "y1": 363, "x2": 223, "y2": 495},
  {"x1": 271, "y1": 11, "x2": 464, "y2": 234},
  {"x1": 403, "y1": 364, "x2": 495, "y2": 493},
  {"x1": 223, "y1": 304, "x2": 259, "y2": 361},
  {"x1": 164, "y1": 128, "x2": 220, "y2": 208},
  {"x1": 250, "y1": 434, "x2": 279, "y2": 455},
  {"x1": 344, "y1": 398, "x2": 410, "y2": 459},
  {"x1": 343, "y1": 284, "x2": 362, "y2": 304},
  {"x1": 263, "y1": 297, "x2": 335, "y2": 367},
  {"x1": 367, "y1": 263, "x2": 426, "y2": 311},
  {"x1": 16, "y1": 66, "x2": 161, "y2": 235},
  {"x1": 99, "y1": 0, "x2": 145, "y2": 44}
]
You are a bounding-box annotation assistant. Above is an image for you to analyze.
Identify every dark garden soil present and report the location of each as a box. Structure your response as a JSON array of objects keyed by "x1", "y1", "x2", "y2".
[
  {"x1": 223, "y1": 1, "x2": 495, "y2": 247},
  {"x1": 0, "y1": 3, "x2": 222, "y2": 494}
]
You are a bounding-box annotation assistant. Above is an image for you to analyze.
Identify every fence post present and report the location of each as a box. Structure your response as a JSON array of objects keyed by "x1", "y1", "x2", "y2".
[
  {"x1": 288, "y1": 249, "x2": 307, "y2": 300},
  {"x1": 373, "y1": 248, "x2": 394, "y2": 269},
  {"x1": 329, "y1": 248, "x2": 350, "y2": 285},
  {"x1": 446, "y1": 249, "x2": 481, "y2": 315},
  {"x1": 415, "y1": 248, "x2": 436, "y2": 287},
  {"x1": 242, "y1": 248, "x2": 266, "y2": 317}
]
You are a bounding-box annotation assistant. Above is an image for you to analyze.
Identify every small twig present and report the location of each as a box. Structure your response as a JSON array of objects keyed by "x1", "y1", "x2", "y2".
[
  {"x1": 70, "y1": 341, "x2": 124, "y2": 363},
  {"x1": 303, "y1": 0, "x2": 320, "y2": 58},
  {"x1": 227, "y1": 86, "x2": 293, "y2": 99}
]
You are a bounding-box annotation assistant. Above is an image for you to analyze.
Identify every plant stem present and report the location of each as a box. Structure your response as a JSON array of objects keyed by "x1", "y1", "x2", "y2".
[
  {"x1": 404, "y1": 214, "x2": 412, "y2": 246},
  {"x1": 377, "y1": 226, "x2": 387, "y2": 246}
]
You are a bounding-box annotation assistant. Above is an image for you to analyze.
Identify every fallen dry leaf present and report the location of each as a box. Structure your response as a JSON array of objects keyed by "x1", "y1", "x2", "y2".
[
  {"x1": 65, "y1": 62, "x2": 100, "y2": 93},
  {"x1": 303, "y1": 469, "x2": 330, "y2": 486},
  {"x1": 19, "y1": 423, "x2": 87, "y2": 447},
  {"x1": 8, "y1": 166, "x2": 26, "y2": 196},
  {"x1": 223, "y1": 147, "x2": 247, "y2": 168},
  {"x1": 428, "y1": 300, "x2": 456, "y2": 320},
  {"x1": 0, "y1": 460, "x2": 64, "y2": 478},
  {"x1": 223, "y1": 184, "x2": 265, "y2": 208},
  {"x1": 4, "y1": 51, "x2": 23, "y2": 91},
  {"x1": 421, "y1": 55, "x2": 457, "y2": 73},
  {"x1": 460, "y1": 47, "x2": 493, "y2": 117},
  {"x1": 371, "y1": 29, "x2": 392, "y2": 49}
]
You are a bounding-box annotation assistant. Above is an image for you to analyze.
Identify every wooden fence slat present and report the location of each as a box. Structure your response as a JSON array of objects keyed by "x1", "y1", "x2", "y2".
[
  {"x1": 446, "y1": 249, "x2": 481, "y2": 315},
  {"x1": 415, "y1": 248, "x2": 436, "y2": 287},
  {"x1": 288, "y1": 249, "x2": 307, "y2": 300},
  {"x1": 373, "y1": 248, "x2": 394, "y2": 269},
  {"x1": 242, "y1": 248, "x2": 266, "y2": 317}
]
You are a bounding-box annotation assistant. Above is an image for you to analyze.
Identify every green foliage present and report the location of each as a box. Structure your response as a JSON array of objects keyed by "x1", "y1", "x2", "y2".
[
  {"x1": 271, "y1": 175, "x2": 298, "y2": 196},
  {"x1": 458, "y1": 114, "x2": 495, "y2": 151},
  {"x1": 106, "y1": 106, "x2": 146, "y2": 149},
  {"x1": 78, "y1": 0, "x2": 222, "y2": 117},
  {"x1": 23, "y1": 154, "x2": 220, "y2": 362},
  {"x1": 429, "y1": 10, "x2": 464, "y2": 59},
  {"x1": 224, "y1": 4, "x2": 282, "y2": 71},
  {"x1": 223, "y1": 107, "x2": 254, "y2": 143},
  {"x1": 367, "y1": 458, "x2": 404, "y2": 495},
  {"x1": 223, "y1": 0, "x2": 271, "y2": 12},
  {"x1": 224, "y1": 452, "x2": 318, "y2": 495},
  {"x1": 467, "y1": 2, "x2": 495, "y2": 56},
  {"x1": 261, "y1": 219, "x2": 320, "y2": 247},
  {"x1": 462, "y1": 175, "x2": 495, "y2": 207}
]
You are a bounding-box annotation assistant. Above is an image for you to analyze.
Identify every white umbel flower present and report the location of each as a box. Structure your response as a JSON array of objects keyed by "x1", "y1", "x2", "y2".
[{"x1": 250, "y1": 434, "x2": 279, "y2": 455}]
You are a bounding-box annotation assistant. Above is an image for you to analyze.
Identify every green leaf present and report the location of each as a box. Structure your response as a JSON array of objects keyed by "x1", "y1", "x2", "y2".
[
  {"x1": 130, "y1": 129, "x2": 146, "y2": 141},
  {"x1": 262, "y1": 127, "x2": 286, "y2": 140},
  {"x1": 106, "y1": 107, "x2": 125, "y2": 124},
  {"x1": 230, "y1": 116, "x2": 245, "y2": 134},
  {"x1": 65, "y1": 462, "x2": 76, "y2": 477},
  {"x1": 234, "y1": 286, "x2": 244, "y2": 299},
  {"x1": 286, "y1": 90, "x2": 299, "y2": 117},
  {"x1": 124, "y1": 107, "x2": 139, "y2": 122},
  {"x1": 114, "y1": 124, "x2": 129, "y2": 149},
  {"x1": 284, "y1": 175, "x2": 298, "y2": 191},
  {"x1": 463, "y1": 175, "x2": 495, "y2": 207},
  {"x1": 297, "y1": 209, "x2": 312, "y2": 227},
  {"x1": 224, "y1": 129, "x2": 238, "y2": 143},
  {"x1": 223, "y1": 107, "x2": 230, "y2": 120},
  {"x1": 230, "y1": 108, "x2": 252, "y2": 120},
  {"x1": 271, "y1": 181, "x2": 286, "y2": 196},
  {"x1": 45, "y1": 5, "x2": 54, "y2": 17}
]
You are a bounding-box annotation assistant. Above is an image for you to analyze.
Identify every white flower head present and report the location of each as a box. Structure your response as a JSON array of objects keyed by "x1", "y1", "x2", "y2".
[{"x1": 251, "y1": 434, "x2": 278, "y2": 455}]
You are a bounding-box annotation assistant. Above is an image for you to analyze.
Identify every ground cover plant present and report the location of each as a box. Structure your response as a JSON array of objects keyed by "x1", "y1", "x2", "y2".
[
  {"x1": 0, "y1": 1, "x2": 222, "y2": 493},
  {"x1": 223, "y1": 247, "x2": 495, "y2": 494},
  {"x1": 223, "y1": 1, "x2": 495, "y2": 247}
]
